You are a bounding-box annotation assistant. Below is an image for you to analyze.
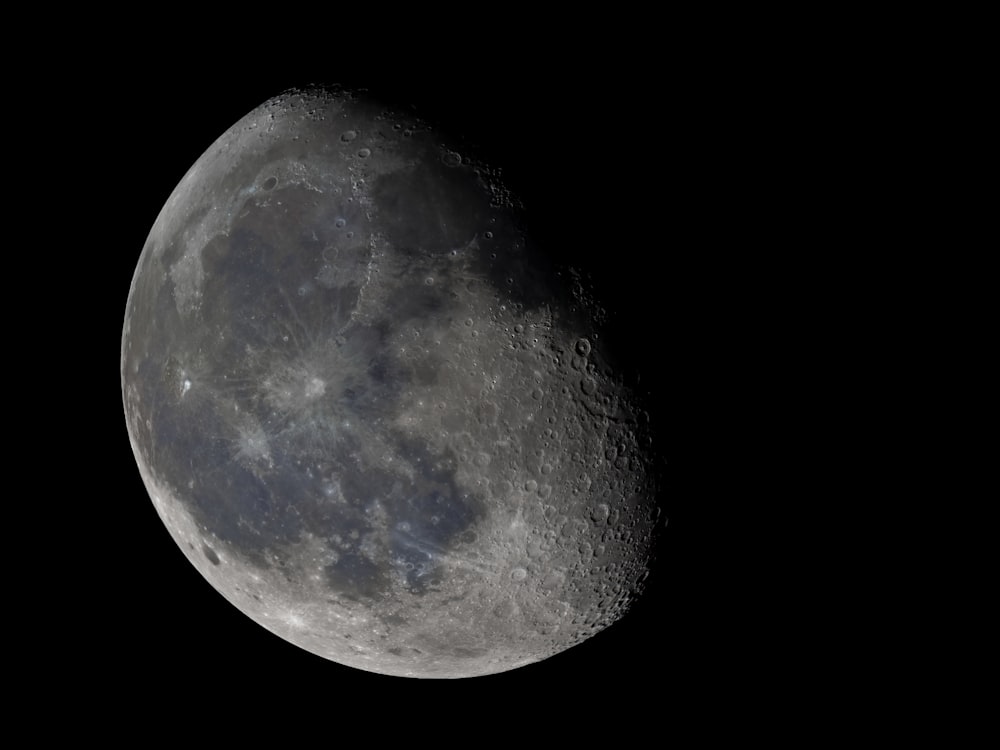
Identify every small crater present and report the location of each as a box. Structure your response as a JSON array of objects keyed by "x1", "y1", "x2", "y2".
[
  {"x1": 442, "y1": 151, "x2": 462, "y2": 167},
  {"x1": 202, "y1": 544, "x2": 220, "y2": 565},
  {"x1": 262, "y1": 176, "x2": 277, "y2": 190},
  {"x1": 357, "y1": 148, "x2": 371, "y2": 158},
  {"x1": 575, "y1": 338, "x2": 592, "y2": 356},
  {"x1": 590, "y1": 503, "x2": 610, "y2": 524},
  {"x1": 341, "y1": 130, "x2": 357, "y2": 142}
]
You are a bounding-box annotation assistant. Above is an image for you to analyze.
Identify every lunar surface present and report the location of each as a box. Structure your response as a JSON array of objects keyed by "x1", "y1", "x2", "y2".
[{"x1": 121, "y1": 85, "x2": 664, "y2": 678}]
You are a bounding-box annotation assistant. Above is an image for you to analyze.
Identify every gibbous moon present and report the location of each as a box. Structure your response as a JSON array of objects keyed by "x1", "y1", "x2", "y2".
[{"x1": 121, "y1": 85, "x2": 664, "y2": 678}]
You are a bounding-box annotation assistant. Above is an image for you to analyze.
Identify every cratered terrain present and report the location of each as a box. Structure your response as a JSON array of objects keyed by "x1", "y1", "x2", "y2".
[{"x1": 121, "y1": 84, "x2": 668, "y2": 678}]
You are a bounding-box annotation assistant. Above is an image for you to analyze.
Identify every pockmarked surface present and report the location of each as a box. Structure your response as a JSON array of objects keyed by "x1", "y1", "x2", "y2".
[{"x1": 122, "y1": 86, "x2": 664, "y2": 678}]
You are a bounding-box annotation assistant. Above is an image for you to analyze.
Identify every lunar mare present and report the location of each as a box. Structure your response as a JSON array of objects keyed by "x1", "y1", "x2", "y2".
[{"x1": 122, "y1": 86, "x2": 663, "y2": 678}]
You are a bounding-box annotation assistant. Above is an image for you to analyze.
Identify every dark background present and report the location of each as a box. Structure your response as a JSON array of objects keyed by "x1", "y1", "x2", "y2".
[
  {"x1": 11, "y1": 12, "x2": 893, "y2": 737},
  {"x1": 72, "y1": 61, "x2": 737, "y2": 726}
]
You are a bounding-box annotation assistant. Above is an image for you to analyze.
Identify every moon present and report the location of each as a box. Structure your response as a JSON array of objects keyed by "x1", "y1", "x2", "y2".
[{"x1": 121, "y1": 85, "x2": 665, "y2": 678}]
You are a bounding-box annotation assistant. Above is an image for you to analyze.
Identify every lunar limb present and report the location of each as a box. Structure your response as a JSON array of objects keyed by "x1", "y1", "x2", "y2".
[{"x1": 122, "y1": 86, "x2": 664, "y2": 678}]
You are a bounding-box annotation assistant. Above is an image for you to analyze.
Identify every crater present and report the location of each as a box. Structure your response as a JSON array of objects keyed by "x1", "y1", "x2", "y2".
[{"x1": 202, "y1": 544, "x2": 221, "y2": 565}]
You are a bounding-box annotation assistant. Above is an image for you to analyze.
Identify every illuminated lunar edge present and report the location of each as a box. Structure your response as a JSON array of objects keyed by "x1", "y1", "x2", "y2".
[{"x1": 122, "y1": 87, "x2": 663, "y2": 678}]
